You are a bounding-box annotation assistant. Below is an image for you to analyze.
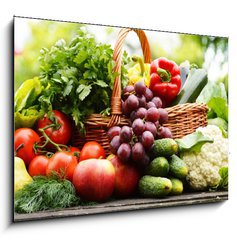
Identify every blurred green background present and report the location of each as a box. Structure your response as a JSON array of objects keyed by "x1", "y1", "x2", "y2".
[{"x1": 14, "y1": 18, "x2": 228, "y2": 92}]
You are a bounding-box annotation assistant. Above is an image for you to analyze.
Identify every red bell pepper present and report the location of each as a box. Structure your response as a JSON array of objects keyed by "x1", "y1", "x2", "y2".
[{"x1": 149, "y1": 57, "x2": 181, "y2": 106}]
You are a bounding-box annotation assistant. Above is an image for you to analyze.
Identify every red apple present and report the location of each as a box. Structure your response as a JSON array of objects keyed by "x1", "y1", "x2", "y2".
[
  {"x1": 109, "y1": 155, "x2": 141, "y2": 198},
  {"x1": 72, "y1": 159, "x2": 115, "y2": 202}
]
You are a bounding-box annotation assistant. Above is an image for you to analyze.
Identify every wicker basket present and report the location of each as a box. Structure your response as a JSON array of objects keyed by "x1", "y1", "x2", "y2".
[{"x1": 73, "y1": 28, "x2": 208, "y2": 154}]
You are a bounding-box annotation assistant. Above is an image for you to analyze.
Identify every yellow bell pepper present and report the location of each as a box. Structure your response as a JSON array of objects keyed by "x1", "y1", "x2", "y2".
[{"x1": 127, "y1": 55, "x2": 150, "y2": 87}]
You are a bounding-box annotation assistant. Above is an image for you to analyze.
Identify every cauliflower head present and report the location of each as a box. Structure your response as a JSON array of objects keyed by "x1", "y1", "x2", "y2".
[{"x1": 182, "y1": 125, "x2": 228, "y2": 190}]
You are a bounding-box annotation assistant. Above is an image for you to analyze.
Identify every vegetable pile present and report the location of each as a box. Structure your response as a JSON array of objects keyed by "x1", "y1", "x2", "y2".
[{"x1": 14, "y1": 27, "x2": 228, "y2": 214}]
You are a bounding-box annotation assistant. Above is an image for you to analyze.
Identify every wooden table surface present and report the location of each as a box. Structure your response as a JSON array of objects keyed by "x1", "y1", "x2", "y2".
[{"x1": 14, "y1": 191, "x2": 228, "y2": 222}]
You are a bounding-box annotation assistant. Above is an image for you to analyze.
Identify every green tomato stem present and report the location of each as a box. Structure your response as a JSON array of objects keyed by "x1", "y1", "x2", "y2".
[{"x1": 35, "y1": 123, "x2": 69, "y2": 153}]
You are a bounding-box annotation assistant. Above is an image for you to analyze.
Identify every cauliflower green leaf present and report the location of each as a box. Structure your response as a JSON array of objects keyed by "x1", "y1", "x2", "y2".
[{"x1": 176, "y1": 131, "x2": 213, "y2": 153}]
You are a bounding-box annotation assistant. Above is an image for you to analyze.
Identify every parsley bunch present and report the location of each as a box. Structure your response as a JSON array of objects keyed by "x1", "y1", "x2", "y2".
[{"x1": 39, "y1": 28, "x2": 130, "y2": 133}]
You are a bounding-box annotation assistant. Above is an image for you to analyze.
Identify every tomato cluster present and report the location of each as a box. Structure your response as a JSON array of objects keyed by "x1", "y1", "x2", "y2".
[{"x1": 14, "y1": 110, "x2": 106, "y2": 181}]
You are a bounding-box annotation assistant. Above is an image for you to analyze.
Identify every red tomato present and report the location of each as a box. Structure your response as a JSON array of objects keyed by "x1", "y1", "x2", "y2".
[
  {"x1": 61, "y1": 146, "x2": 80, "y2": 161},
  {"x1": 36, "y1": 110, "x2": 72, "y2": 149},
  {"x1": 46, "y1": 151, "x2": 77, "y2": 181},
  {"x1": 28, "y1": 155, "x2": 49, "y2": 177},
  {"x1": 14, "y1": 128, "x2": 41, "y2": 166},
  {"x1": 68, "y1": 146, "x2": 80, "y2": 159},
  {"x1": 79, "y1": 141, "x2": 106, "y2": 162}
]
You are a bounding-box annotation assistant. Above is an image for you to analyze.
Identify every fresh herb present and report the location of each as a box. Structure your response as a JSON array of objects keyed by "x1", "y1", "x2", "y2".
[
  {"x1": 14, "y1": 176, "x2": 81, "y2": 213},
  {"x1": 176, "y1": 131, "x2": 213, "y2": 153},
  {"x1": 38, "y1": 28, "x2": 130, "y2": 133}
]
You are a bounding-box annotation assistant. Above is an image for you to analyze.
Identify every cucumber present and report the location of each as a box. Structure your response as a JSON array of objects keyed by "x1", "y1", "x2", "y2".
[
  {"x1": 172, "y1": 68, "x2": 207, "y2": 105},
  {"x1": 170, "y1": 178, "x2": 183, "y2": 195},
  {"x1": 146, "y1": 157, "x2": 169, "y2": 177},
  {"x1": 151, "y1": 138, "x2": 178, "y2": 158},
  {"x1": 139, "y1": 176, "x2": 172, "y2": 198},
  {"x1": 169, "y1": 155, "x2": 188, "y2": 179}
]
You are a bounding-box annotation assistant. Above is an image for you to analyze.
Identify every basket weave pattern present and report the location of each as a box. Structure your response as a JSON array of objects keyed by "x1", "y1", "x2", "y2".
[
  {"x1": 164, "y1": 103, "x2": 208, "y2": 139},
  {"x1": 73, "y1": 28, "x2": 208, "y2": 154}
]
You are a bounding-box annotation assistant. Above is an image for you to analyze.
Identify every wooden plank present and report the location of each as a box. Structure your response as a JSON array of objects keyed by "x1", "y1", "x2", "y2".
[{"x1": 14, "y1": 191, "x2": 228, "y2": 222}]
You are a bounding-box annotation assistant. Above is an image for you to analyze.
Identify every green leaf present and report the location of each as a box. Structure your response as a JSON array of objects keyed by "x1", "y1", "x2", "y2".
[
  {"x1": 176, "y1": 131, "x2": 214, "y2": 153},
  {"x1": 100, "y1": 107, "x2": 111, "y2": 116},
  {"x1": 209, "y1": 166, "x2": 228, "y2": 191},
  {"x1": 61, "y1": 76, "x2": 69, "y2": 83},
  {"x1": 78, "y1": 85, "x2": 92, "y2": 101},
  {"x1": 196, "y1": 81, "x2": 228, "y2": 122},
  {"x1": 218, "y1": 166, "x2": 228, "y2": 190},
  {"x1": 208, "y1": 117, "x2": 228, "y2": 138},
  {"x1": 63, "y1": 80, "x2": 74, "y2": 96},
  {"x1": 15, "y1": 77, "x2": 42, "y2": 112},
  {"x1": 208, "y1": 97, "x2": 228, "y2": 122},
  {"x1": 94, "y1": 80, "x2": 108, "y2": 88},
  {"x1": 14, "y1": 107, "x2": 44, "y2": 129},
  {"x1": 74, "y1": 50, "x2": 88, "y2": 65}
]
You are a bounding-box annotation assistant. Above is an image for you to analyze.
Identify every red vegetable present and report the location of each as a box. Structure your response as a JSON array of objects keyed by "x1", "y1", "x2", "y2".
[
  {"x1": 14, "y1": 128, "x2": 41, "y2": 166},
  {"x1": 149, "y1": 57, "x2": 181, "y2": 106},
  {"x1": 68, "y1": 146, "x2": 80, "y2": 159},
  {"x1": 79, "y1": 141, "x2": 106, "y2": 162},
  {"x1": 36, "y1": 110, "x2": 72, "y2": 149},
  {"x1": 46, "y1": 151, "x2": 78, "y2": 181},
  {"x1": 29, "y1": 155, "x2": 49, "y2": 177}
]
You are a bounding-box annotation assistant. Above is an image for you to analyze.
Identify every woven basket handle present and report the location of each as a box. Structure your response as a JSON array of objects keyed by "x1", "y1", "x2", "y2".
[{"x1": 108, "y1": 28, "x2": 151, "y2": 127}]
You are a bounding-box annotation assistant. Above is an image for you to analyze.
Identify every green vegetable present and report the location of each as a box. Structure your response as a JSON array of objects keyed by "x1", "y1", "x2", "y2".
[
  {"x1": 14, "y1": 77, "x2": 43, "y2": 112},
  {"x1": 217, "y1": 166, "x2": 228, "y2": 190},
  {"x1": 208, "y1": 117, "x2": 228, "y2": 138},
  {"x1": 170, "y1": 178, "x2": 183, "y2": 195},
  {"x1": 169, "y1": 155, "x2": 188, "y2": 179},
  {"x1": 14, "y1": 77, "x2": 44, "y2": 129},
  {"x1": 196, "y1": 81, "x2": 228, "y2": 122},
  {"x1": 151, "y1": 138, "x2": 178, "y2": 157},
  {"x1": 138, "y1": 176, "x2": 172, "y2": 198},
  {"x1": 182, "y1": 125, "x2": 228, "y2": 191},
  {"x1": 14, "y1": 107, "x2": 44, "y2": 129},
  {"x1": 210, "y1": 166, "x2": 228, "y2": 191},
  {"x1": 176, "y1": 131, "x2": 214, "y2": 153},
  {"x1": 172, "y1": 68, "x2": 208, "y2": 105},
  {"x1": 146, "y1": 157, "x2": 169, "y2": 177},
  {"x1": 14, "y1": 176, "x2": 81, "y2": 213},
  {"x1": 38, "y1": 29, "x2": 130, "y2": 132}
]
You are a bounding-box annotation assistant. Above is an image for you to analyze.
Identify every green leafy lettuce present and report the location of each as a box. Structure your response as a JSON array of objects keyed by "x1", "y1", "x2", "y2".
[
  {"x1": 14, "y1": 77, "x2": 44, "y2": 128},
  {"x1": 15, "y1": 107, "x2": 44, "y2": 129}
]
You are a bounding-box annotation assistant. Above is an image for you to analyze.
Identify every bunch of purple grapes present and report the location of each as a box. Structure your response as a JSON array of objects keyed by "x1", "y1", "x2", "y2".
[{"x1": 108, "y1": 81, "x2": 172, "y2": 168}]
